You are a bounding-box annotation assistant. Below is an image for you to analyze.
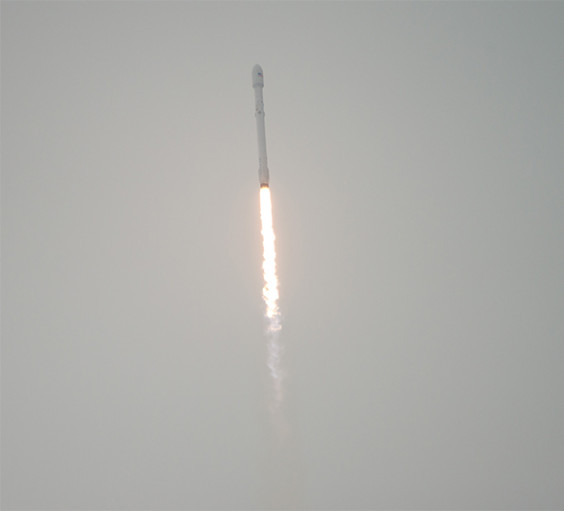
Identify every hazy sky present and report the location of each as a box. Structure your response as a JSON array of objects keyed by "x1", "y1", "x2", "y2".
[{"x1": 2, "y1": 1, "x2": 563, "y2": 509}]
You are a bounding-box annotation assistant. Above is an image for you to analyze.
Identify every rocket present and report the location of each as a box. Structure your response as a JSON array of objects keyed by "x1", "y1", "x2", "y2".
[{"x1": 252, "y1": 64, "x2": 269, "y2": 188}]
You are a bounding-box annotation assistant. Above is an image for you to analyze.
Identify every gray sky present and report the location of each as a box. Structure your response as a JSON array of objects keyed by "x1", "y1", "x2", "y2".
[{"x1": 2, "y1": 1, "x2": 563, "y2": 509}]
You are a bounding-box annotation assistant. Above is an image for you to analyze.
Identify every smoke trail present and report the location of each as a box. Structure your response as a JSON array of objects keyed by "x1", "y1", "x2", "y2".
[{"x1": 259, "y1": 186, "x2": 283, "y2": 412}]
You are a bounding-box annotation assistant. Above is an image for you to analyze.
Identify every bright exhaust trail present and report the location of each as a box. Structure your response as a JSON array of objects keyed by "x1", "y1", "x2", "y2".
[{"x1": 259, "y1": 185, "x2": 283, "y2": 409}]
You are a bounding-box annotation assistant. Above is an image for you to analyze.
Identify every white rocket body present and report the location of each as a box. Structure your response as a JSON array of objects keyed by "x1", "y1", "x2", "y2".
[{"x1": 252, "y1": 64, "x2": 270, "y2": 187}]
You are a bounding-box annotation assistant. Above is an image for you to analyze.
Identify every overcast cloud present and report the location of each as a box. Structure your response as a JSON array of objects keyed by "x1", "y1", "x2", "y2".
[{"x1": 2, "y1": 1, "x2": 564, "y2": 509}]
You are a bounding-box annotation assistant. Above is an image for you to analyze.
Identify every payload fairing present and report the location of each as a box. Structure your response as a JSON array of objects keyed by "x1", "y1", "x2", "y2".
[{"x1": 252, "y1": 64, "x2": 270, "y2": 187}]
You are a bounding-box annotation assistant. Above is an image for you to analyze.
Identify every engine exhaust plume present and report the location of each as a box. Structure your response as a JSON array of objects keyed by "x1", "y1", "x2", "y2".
[{"x1": 259, "y1": 185, "x2": 283, "y2": 410}]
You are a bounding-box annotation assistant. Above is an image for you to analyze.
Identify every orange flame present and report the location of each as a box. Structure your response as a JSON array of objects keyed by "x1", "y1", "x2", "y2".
[{"x1": 260, "y1": 187, "x2": 281, "y2": 333}]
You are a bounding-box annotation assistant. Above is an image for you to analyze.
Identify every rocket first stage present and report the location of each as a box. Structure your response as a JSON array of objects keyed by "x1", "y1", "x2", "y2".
[{"x1": 252, "y1": 64, "x2": 270, "y2": 187}]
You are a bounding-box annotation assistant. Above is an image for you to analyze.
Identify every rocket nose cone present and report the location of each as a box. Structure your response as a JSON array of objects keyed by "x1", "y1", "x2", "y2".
[{"x1": 252, "y1": 64, "x2": 264, "y2": 88}]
